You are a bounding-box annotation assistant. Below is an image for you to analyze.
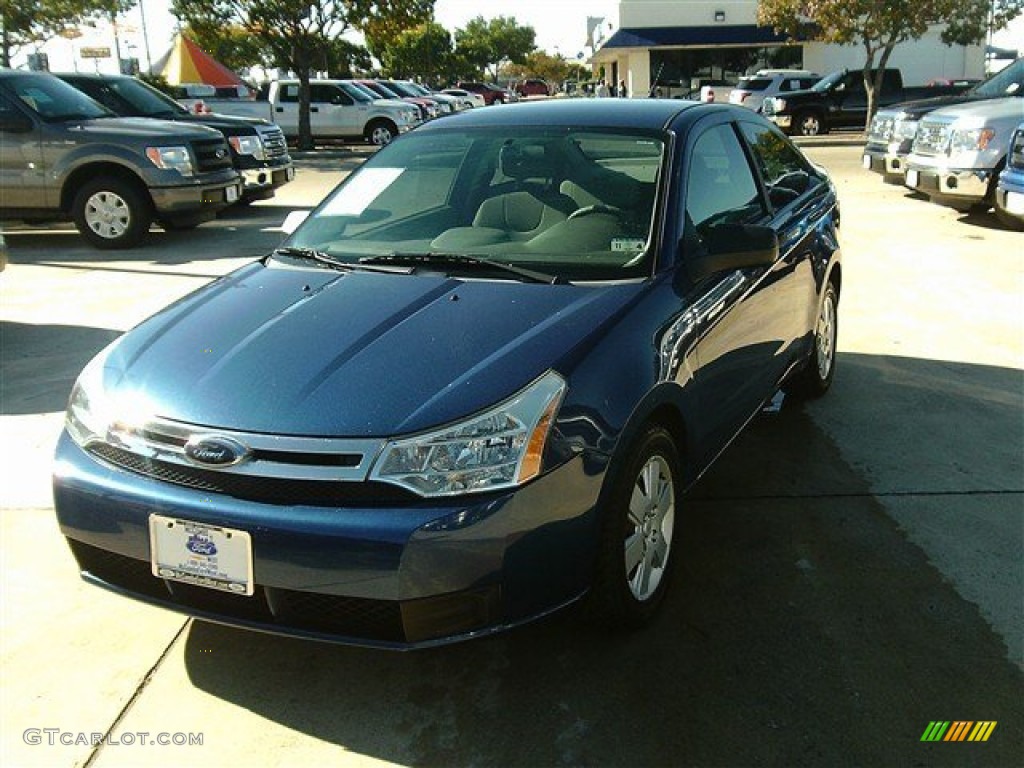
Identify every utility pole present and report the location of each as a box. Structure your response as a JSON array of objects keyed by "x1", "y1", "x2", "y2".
[{"x1": 138, "y1": 0, "x2": 153, "y2": 74}]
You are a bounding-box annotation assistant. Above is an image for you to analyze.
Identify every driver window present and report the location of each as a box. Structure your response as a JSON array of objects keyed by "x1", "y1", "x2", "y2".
[{"x1": 685, "y1": 124, "x2": 763, "y2": 238}]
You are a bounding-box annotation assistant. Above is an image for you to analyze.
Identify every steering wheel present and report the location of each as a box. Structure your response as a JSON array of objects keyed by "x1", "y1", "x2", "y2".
[{"x1": 568, "y1": 204, "x2": 623, "y2": 220}]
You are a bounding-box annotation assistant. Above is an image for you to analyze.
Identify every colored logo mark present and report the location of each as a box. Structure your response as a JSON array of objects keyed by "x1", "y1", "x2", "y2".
[{"x1": 920, "y1": 721, "x2": 997, "y2": 742}]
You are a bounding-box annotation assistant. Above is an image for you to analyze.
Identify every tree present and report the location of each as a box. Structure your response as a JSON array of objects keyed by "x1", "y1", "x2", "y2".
[
  {"x1": 172, "y1": 1, "x2": 432, "y2": 150},
  {"x1": 0, "y1": 0, "x2": 133, "y2": 67},
  {"x1": 358, "y1": 0, "x2": 432, "y2": 60},
  {"x1": 454, "y1": 15, "x2": 535, "y2": 82},
  {"x1": 504, "y1": 50, "x2": 574, "y2": 86},
  {"x1": 758, "y1": 0, "x2": 1024, "y2": 130},
  {"x1": 381, "y1": 22, "x2": 452, "y2": 84}
]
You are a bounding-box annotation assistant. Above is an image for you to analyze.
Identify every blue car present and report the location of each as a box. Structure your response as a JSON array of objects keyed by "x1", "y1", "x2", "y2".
[
  {"x1": 995, "y1": 121, "x2": 1024, "y2": 230},
  {"x1": 54, "y1": 100, "x2": 842, "y2": 648}
]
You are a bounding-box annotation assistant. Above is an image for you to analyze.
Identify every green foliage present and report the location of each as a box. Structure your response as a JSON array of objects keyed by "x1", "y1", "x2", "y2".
[
  {"x1": 504, "y1": 51, "x2": 575, "y2": 86},
  {"x1": 454, "y1": 15, "x2": 536, "y2": 81},
  {"x1": 382, "y1": 22, "x2": 452, "y2": 82},
  {"x1": 180, "y1": 23, "x2": 270, "y2": 72},
  {"x1": 0, "y1": 0, "x2": 135, "y2": 65}
]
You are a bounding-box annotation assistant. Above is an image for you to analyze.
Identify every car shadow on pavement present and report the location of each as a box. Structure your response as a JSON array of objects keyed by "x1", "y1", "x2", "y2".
[
  {"x1": 174, "y1": 352, "x2": 1019, "y2": 765},
  {"x1": 1, "y1": 321, "x2": 120, "y2": 416}
]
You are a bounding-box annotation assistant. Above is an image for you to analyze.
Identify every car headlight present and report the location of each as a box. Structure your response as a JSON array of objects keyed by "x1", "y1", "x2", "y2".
[
  {"x1": 894, "y1": 118, "x2": 919, "y2": 140},
  {"x1": 770, "y1": 98, "x2": 786, "y2": 112},
  {"x1": 228, "y1": 135, "x2": 265, "y2": 159},
  {"x1": 145, "y1": 146, "x2": 194, "y2": 177},
  {"x1": 950, "y1": 127, "x2": 996, "y2": 155},
  {"x1": 369, "y1": 371, "x2": 566, "y2": 497},
  {"x1": 66, "y1": 342, "x2": 154, "y2": 449}
]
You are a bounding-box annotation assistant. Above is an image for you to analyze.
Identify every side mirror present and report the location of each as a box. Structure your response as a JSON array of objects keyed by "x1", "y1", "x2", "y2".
[
  {"x1": 686, "y1": 224, "x2": 779, "y2": 282},
  {"x1": 0, "y1": 115, "x2": 33, "y2": 133}
]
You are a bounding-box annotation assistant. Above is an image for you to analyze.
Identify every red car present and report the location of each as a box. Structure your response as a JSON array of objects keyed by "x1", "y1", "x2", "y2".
[
  {"x1": 515, "y1": 79, "x2": 550, "y2": 97},
  {"x1": 456, "y1": 81, "x2": 517, "y2": 105}
]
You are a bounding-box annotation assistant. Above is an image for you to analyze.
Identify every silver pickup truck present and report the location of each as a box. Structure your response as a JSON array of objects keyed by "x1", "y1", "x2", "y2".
[
  {"x1": 197, "y1": 79, "x2": 420, "y2": 145},
  {"x1": 0, "y1": 70, "x2": 241, "y2": 249}
]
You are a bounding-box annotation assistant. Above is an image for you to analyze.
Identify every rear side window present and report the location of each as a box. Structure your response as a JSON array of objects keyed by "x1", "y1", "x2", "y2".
[
  {"x1": 739, "y1": 122, "x2": 819, "y2": 210},
  {"x1": 737, "y1": 78, "x2": 772, "y2": 92},
  {"x1": 781, "y1": 78, "x2": 816, "y2": 92},
  {"x1": 685, "y1": 124, "x2": 764, "y2": 235}
]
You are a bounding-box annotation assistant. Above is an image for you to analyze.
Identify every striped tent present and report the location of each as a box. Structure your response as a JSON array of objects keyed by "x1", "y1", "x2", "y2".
[{"x1": 155, "y1": 34, "x2": 246, "y2": 87}]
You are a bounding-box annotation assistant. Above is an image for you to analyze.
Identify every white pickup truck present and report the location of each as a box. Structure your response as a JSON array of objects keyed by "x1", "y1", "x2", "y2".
[{"x1": 195, "y1": 79, "x2": 420, "y2": 145}]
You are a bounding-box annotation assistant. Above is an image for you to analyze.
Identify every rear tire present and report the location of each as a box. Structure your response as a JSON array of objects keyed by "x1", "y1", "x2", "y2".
[
  {"x1": 72, "y1": 177, "x2": 152, "y2": 249},
  {"x1": 786, "y1": 281, "x2": 839, "y2": 398},
  {"x1": 589, "y1": 425, "x2": 681, "y2": 628}
]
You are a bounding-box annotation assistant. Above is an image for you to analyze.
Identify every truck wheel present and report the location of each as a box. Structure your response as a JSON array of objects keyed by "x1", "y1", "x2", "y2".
[
  {"x1": 72, "y1": 177, "x2": 152, "y2": 249},
  {"x1": 365, "y1": 120, "x2": 397, "y2": 147},
  {"x1": 795, "y1": 111, "x2": 825, "y2": 137},
  {"x1": 588, "y1": 425, "x2": 681, "y2": 628}
]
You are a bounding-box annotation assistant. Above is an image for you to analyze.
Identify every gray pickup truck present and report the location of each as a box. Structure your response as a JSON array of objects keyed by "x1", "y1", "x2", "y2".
[{"x1": 0, "y1": 70, "x2": 241, "y2": 249}]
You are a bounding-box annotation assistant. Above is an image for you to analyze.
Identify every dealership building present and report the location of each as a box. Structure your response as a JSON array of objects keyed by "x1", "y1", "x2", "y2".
[{"x1": 591, "y1": 0, "x2": 987, "y2": 97}]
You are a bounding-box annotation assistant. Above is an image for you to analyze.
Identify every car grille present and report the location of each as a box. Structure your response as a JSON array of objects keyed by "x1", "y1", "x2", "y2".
[
  {"x1": 69, "y1": 539, "x2": 500, "y2": 644},
  {"x1": 913, "y1": 120, "x2": 951, "y2": 156},
  {"x1": 1010, "y1": 127, "x2": 1024, "y2": 170},
  {"x1": 191, "y1": 137, "x2": 234, "y2": 172},
  {"x1": 87, "y1": 443, "x2": 418, "y2": 507},
  {"x1": 869, "y1": 115, "x2": 894, "y2": 142},
  {"x1": 257, "y1": 126, "x2": 289, "y2": 160}
]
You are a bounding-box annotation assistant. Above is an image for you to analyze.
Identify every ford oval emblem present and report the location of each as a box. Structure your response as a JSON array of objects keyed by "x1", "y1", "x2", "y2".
[
  {"x1": 184, "y1": 435, "x2": 250, "y2": 468},
  {"x1": 186, "y1": 533, "x2": 217, "y2": 556}
]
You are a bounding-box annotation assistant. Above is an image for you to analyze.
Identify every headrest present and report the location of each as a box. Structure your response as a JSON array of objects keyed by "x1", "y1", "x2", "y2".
[{"x1": 500, "y1": 141, "x2": 557, "y2": 181}]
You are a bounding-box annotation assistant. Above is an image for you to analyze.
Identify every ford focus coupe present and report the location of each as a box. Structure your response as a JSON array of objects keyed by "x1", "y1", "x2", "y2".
[{"x1": 54, "y1": 100, "x2": 842, "y2": 648}]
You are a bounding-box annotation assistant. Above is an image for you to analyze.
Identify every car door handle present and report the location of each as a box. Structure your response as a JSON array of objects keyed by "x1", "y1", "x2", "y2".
[
  {"x1": 311, "y1": 107, "x2": 319, "y2": 113},
  {"x1": 275, "y1": 107, "x2": 284, "y2": 113}
]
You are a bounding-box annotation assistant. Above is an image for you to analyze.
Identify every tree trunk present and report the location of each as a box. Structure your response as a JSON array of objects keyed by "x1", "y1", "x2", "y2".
[
  {"x1": 297, "y1": 64, "x2": 313, "y2": 152},
  {"x1": 2, "y1": 12, "x2": 10, "y2": 68},
  {"x1": 864, "y1": 41, "x2": 897, "y2": 133}
]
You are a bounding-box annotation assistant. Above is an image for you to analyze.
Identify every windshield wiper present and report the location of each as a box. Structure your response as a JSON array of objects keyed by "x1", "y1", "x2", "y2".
[
  {"x1": 272, "y1": 246, "x2": 411, "y2": 274},
  {"x1": 359, "y1": 252, "x2": 563, "y2": 284}
]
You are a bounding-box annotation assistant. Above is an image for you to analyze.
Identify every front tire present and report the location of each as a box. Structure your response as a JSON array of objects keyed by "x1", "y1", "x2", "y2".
[
  {"x1": 365, "y1": 119, "x2": 397, "y2": 147},
  {"x1": 72, "y1": 177, "x2": 152, "y2": 249},
  {"x1": 786, "y1": 281, "x2": 839, "y2": 398},
  {"x1": 794, "y1": 110, "x2": 825, "y2": 137},
  {"x1": 589, "y1": 426, "x2": 681, "y2": 628}
]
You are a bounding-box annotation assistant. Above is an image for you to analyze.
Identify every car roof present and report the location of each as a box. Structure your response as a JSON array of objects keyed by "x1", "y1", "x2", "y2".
[{"x1": 417, "y1": 98, "x2": 708, "y2": 132}]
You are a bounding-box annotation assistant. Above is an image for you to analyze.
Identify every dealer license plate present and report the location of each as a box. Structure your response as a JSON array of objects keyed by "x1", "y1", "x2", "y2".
[
  {"x1": 149, "y1": 515, "x2": 253, "y2": 595},
  {"x1": 862, "y1": 154, "x2": 872, "y2": 169},
  {"x1": 286, "y1": 166, "x2": 295, "y2": 181},
  {"x1": 1006, "y1": 190, "x2": 1024, "y2": 215},
  {"x1": 906, "y1": 169, "x2": 919, "y2": 188},
  {"x1": 226, "y1": 185, "x2": 239, "y2": 203}
]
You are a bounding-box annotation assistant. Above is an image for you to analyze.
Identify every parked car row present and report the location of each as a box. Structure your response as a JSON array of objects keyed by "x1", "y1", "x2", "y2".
[
  {"x1": 0, "y1": 69, "x2": 244, "y2": 249},
  {"x1": 862, "y1": 59, "x2": 1024, "y2": 229}
]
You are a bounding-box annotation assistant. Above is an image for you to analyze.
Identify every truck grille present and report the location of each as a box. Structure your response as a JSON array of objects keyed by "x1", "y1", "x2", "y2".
[
  {"x1": 191, "y1": 137, "x2": 234, "y2": 172},
  {"x1": 257, "y1": 126, "x2": 289, "y2": 160},
  {"x1": 1010, "y1": 127, "x2": 1024, "y2": 170},
  {"x1": 912, "y1": 120, "x2": 951, "y2": 156}
]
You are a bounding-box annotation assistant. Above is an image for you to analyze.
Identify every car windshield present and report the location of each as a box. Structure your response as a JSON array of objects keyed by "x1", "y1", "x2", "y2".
[
  {"x1": 366, "y1": 82, "x2": 400, "y2": 99},
  {"x1": 383, "y1": 81, "x2": 417, "y2": 98},
  {"x1": 10, "y1": 74, "x2": 113, "y2": 122},
  {"x1": 338, "y1": 82, "x2": 373, "y2": 103},
  {"x1": 737, "y1": 77, "x2": 772, "y2": 91},
  {"x1": 345, "y1": 82, "x2": 380, "y2": 101},
  {"x1": 285, "y1": 126, "x2": 665, "y2": 282},
  {"x1": 812, "y1": 72, "x2": 844, "y2": 92},
  {"x1": 971, "y1": 59, "x2": 1023, "y2": 98},
  {"x1": 86, "y1": 77, "x2": 186, "y2": 117}
]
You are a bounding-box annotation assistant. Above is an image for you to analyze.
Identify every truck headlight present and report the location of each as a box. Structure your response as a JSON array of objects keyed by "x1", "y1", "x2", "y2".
[
  {"x1": 369, "y1": 371, "x2": 566, "y2": 497},
  {"x1": 770, "y1": 98, "x2": 786, "y2": 112},
  {"x1": 145, "y1": 146, "x2": 194, "y2": 177},
  {"x1": 950, "y1": 127, "x2": 996, "y2": 154},
  {"x1": 894, "y1": 118, "x2": 919, "y2": 141},
  {"x1": 228, "y1": 135, "x2": 265, "y2": 160}
]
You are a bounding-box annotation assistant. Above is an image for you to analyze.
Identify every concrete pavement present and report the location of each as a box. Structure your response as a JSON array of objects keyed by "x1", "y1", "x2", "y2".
[{"x1": 1, "y1": 145, "x2": 1021, "y2": 766}]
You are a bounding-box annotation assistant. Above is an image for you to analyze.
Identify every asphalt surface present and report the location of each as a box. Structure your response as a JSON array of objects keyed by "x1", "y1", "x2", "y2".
[{"x1": 1, "y1": 143, "x2": 1021, "y2": 767}]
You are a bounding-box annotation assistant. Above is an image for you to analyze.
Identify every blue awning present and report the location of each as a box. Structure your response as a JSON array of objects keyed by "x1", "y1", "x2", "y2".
[{"x1": 600, "y1": 25, "x2": 791, "y2": 49}]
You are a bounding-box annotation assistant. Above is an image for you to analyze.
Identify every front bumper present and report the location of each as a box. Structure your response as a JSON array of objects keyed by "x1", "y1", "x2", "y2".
[
  {"x1": 862, "y1": 145, "x2": 908, "y2": 178},
  {"x1": 995, "y1": 166, "x2": 1024, "y2": 222},
  {"x1": 53, "y1": 432, "x2": 602, "y2": 648},
  {"x1": 240, "y1": 161, "x2": 295, "y2": 201},
  {"x1": 904, "y1": 162, "x2": 994, "y2": 205},
  {"x1": 150, "y1": 168, "x2": 242, "y2": 220}
]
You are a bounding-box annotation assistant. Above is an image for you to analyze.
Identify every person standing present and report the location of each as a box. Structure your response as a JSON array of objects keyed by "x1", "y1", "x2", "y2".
[
  {"x1": 596, "y1": 79, "x2": 611, "y2": 98},
  {"x1": 618, "y1": 79, "x2": 627, "y2": 98}
]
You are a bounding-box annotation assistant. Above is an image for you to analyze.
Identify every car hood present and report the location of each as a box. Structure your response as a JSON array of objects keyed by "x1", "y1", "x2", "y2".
[
  {"x1": 923, "y1": 97, "x2": 1024, "y2": 126},
  {"x1": 882, "y1": 92, "x2": 995, "y2": 119},
  {"x1": 68, "y1": 116, "x2": 220, "y2": 140},
  {"x1": 104, "y1": 262, "x2": 645, "y2": 437},
  {"x1": 179, "y1": 112, "x2": 271, "y2": 129}
]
